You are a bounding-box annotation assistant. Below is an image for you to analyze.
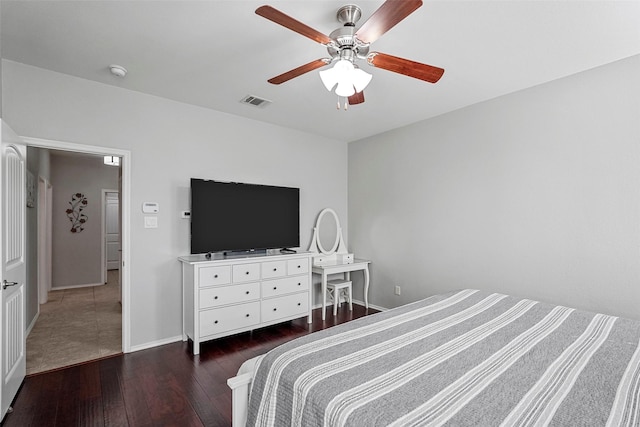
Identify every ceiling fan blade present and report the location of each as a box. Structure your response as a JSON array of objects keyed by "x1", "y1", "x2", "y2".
[
  {"x1": 368, "y1": 52, "x2": 444, "y2": 83},
  {"x1": 348, "y1": 91, "x2": 365, "y2": 105},
  {"x1": 355, "y1": 0, "x2": 423, "y2": 44},
  {"x1": 267, "y1": 59, "x2": 330, "y2": 85},
  {"x1": 256, "y1": 5, "x2": 332, "y2": 45}
]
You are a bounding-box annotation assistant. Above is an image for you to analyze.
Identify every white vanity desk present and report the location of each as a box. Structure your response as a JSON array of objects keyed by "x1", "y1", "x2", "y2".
[
  {"x1": 312, "y1": 258, "x2": 370, "y2": 320},
  {"x1": 308, "y1": 208, "x2": 372, "y2": 320}
]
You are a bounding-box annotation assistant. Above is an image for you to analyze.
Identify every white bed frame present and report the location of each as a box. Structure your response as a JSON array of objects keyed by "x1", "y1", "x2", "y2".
[{"x1": 227, "y1": 371, "x2": 254, "y2": 427}]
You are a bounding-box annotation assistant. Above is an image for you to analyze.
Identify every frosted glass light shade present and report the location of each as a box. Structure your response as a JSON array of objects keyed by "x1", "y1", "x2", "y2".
[
  {"x1": 319, "y1": 67, "x2": 338, "y2": 91},
  {"x1": 352, "y1": 68, "x2": 373, "y2": 93},
  {"x1": 335, "y1": 81, "x2": 355, "y2": 97},
  {"x1": 319, "y1": 59, "x2": 372, "y2": 96}
]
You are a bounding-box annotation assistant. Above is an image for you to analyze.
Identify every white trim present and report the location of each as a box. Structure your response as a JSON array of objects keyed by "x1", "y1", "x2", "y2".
[
  {"x1": 26, "y1": 311, "x2": 40, "y2": 338},
  {"x1": 21, "y1": 136, "x2": 132, "y2": 353},
  {"x1": 37, "y1": 176, "x2": 52, "y2": 305},
  {"x1": 311, "y1": 300, "x2": 388, "y2": 312},
  {"x1": 129, "y1": 335, "x2": 183, "y2": 353},
  {"x1": 50, "y1": 282, "x2": 105, "y2": 291},
  {"x1": 101, "y1": 190, "x2": 106, "y2": 286},
  {"x1": 101, "y1": 188, "x2": 119, "y2": 285}
]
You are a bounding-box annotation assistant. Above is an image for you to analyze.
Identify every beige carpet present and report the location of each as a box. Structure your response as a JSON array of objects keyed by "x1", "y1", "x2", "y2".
[{"x1": 26, "y1": 270, "x2": 122, "y2": 375}]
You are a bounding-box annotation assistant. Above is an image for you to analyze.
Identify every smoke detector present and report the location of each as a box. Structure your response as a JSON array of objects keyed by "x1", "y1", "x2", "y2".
[{"x1": 109, "y1": 64, "x2": 127, "y2": 78}]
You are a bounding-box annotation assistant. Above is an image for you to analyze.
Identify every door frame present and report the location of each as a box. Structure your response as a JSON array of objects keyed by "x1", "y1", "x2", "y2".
[
  {"x1": 37, "y1": 176, "x2": 52, "y2": 305},
  {"x1": 101, "y1": 188, "x2": 119, "y2": 284},
  {"x1": 21, "y1": 136, "x2": 132, "y2": 353}
]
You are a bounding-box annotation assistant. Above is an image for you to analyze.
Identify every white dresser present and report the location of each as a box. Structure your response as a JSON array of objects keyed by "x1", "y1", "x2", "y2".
[{"x1": 179, "y1": 251, "x2": 312, "y2": 354}]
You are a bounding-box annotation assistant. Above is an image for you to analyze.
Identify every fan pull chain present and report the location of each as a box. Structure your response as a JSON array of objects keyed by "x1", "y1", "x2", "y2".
[{"x1": 336, "y1": 97, "x2": 349, "y2": 111}]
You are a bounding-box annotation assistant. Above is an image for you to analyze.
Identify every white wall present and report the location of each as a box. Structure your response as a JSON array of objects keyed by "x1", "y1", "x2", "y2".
[
  {"x1": 349, "y1": 55, "x2": 640, "y2": 320},
  {"x1": 50, "y1": 153, "x2": 119, "y2": 288},
  {"x1": 2, "y1": 60, "x2": 348, "y2": 348}
]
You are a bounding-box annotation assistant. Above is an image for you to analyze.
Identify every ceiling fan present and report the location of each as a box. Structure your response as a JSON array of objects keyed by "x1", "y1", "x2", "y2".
[{"x1": 255, "y1": 0, "x2": 444, "y2": 108}]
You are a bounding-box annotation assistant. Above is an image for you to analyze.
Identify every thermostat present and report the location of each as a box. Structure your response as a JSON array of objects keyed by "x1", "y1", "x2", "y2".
[{"x1": 142, "y1": 202, "x2": 159, "y2": 214}]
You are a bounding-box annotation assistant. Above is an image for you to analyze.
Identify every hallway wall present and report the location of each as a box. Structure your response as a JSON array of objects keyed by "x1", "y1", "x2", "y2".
[{"x1": 50, "y1": 153, "x2": 119, "y2": 288}]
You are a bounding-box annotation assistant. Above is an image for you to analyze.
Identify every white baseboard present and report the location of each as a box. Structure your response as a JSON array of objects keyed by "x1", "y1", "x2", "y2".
[
  {"x1": 312, "y1": 299, "x2": 388, "y2": 312},
  {"x1": 129, "y1": 335, "x2": 183, "y2": 353},
  {"x1": 26, "y1": 311, "x2": 40, "y2": 337},
  {"x1": 51, "y1": 282, "x2": 105, "y2": 290}
]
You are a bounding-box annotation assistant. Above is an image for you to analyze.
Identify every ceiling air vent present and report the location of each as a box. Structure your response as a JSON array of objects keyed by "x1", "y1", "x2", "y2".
[{"x1": 240, "y1": 95, "x2": 272, "y2": 108}]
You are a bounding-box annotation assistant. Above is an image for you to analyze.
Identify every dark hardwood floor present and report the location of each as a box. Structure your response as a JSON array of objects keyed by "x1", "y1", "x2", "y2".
[{"x1": 3, "y1": 304, "x2": 378, "y2": 427}]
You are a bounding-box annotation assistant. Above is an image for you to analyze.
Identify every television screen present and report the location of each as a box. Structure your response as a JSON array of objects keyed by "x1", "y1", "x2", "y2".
[{"x1": 190, "y1": 179, "x2": 300, "y2": 254}]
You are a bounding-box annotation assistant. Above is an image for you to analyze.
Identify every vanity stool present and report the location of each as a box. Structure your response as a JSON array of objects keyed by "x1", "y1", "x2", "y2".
[{"x1": 326, "y1": 279, "x2": 352, "y2": 316}]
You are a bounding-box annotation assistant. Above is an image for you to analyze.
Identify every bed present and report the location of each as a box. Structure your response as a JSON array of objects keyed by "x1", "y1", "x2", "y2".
[{"x1": 227, "y1": 289, "x2": 640, "y2": 426}]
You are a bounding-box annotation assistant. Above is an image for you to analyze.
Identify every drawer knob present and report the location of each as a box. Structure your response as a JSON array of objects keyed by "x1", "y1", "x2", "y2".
[
  {"x1": 245, "y1": 271, "x2": 249, "y2": 275},
  {"x1": 273, "y1": 308, "x2": 277, "y2": 311},
  {"x1": 214, "y1": 296, "x2": 218, "y2": 300},
  {"x1": 214, "y1": 274, "x2": 218, "y2": 278},
  {"x1": 297, "y1": 282, "x2": 301, "y2": 286},
  {"x1": 246, "y1": 314, "x2": 250, "y2": 317},
  {"x1": 273, "y1": 268, "x2": 277, "y2": 271},
  {"x1": 297, "y1": 303, "x2": 301, "y2": 306},
  {"x1": 214, "y1": 320, "x2": 218, "y2": 324},
  {"x1": 273, "y1": 286, "x2": 277, "y2": 290},
  {"x1": 245, "y1": 291, "x2": 250, "y2": 295},
  {"x1": 297, "y1": 265, "x2": 301, "y2": 269}
]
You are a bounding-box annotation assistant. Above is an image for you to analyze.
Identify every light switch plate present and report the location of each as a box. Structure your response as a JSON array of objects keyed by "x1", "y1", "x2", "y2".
[{"x1": 144, "y1": 216, "x2": 158, "y2": 228}]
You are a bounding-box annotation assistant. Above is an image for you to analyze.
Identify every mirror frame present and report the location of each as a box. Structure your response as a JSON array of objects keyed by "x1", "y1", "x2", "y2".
[{"x1": 316, "y1": 208, "x2": 341, "y2": 255}]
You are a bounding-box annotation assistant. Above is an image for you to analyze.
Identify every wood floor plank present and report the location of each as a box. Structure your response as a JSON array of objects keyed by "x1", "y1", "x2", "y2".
[
  {"x1": 54, "y1": 364, "x2": 103, "y2": 427},
  {"x1": 99, "y1": 358, "x2": 129, "y2": 427},
  {"x1": 2, "y1": 305, "x2": 378, "y2": 426}
]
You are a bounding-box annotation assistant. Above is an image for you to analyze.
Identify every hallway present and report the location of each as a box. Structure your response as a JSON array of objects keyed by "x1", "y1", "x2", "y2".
[{"x1": 26, "y1": 270, "x2": 122, "y2": 375}]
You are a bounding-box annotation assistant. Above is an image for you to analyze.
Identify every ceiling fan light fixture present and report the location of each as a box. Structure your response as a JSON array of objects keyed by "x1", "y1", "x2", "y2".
[{"x1": 319, "y1": 59, "x2": 371, "y2": 97}]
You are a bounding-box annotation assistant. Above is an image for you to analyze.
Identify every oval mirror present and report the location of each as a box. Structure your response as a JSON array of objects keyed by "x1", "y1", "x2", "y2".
[{"x1": 316, "y1": 208, "x2": 340, "y2": 255}]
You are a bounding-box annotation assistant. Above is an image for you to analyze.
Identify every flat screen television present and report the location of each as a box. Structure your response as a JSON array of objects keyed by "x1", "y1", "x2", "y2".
[{"x1": 190, "y1": 179, "x2": 300, "y2": 255}]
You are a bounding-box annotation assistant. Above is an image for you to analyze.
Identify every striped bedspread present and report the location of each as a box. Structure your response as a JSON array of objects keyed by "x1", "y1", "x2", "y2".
[{"x1": 246, "y1": 289, "x2": 640, "y2": 426}]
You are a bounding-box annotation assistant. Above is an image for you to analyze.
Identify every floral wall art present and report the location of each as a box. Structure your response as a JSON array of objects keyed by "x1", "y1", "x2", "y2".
[{"x1": 66, "y1": 192, "x2": 88, "y2": 233}]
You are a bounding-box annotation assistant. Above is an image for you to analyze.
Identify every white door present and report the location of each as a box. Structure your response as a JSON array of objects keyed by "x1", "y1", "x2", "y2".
[
  {"x1": 0, "y1": 121, "x2": 26, "y2": 419},
  {"x1": 105, "y1": 191, "x2": 120, "y2": 271}
]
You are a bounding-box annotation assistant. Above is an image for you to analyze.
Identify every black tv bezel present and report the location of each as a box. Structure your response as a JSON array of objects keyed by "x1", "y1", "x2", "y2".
[{"x1": 189, "y1": 179, "x2": 300, "y2": 255}]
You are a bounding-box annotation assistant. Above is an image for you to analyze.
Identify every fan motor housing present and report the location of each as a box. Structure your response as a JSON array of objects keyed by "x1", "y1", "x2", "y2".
[{"x1": 327, "y1": 26, "x2": 370, "y2": 61}]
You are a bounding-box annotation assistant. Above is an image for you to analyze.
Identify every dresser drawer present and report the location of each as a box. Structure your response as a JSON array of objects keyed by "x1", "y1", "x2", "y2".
[
  {"x1": 200, "y1": 302, "x2": 260, "y2": 337},
  {"x1": 198, "y1": 265, "x2": 231, "y2": 287},
  {"x1": 261, "y1": 292, "x2": 308, "y2": 323},
  {"x1": 199, "y1": 282, "x2": 260, "y2": 309},
  {"x1": 262, "y1": 276, "x2": 309, "y2": 298},
  {"x1": 232, "y1": 263, "x2": 260, "y2": 283},
  {"x1": 262, "y1": 260, "x2": 287, "y2": 279},
  {"x1": 287, "y1": 258, "x2": 309, "y2": 275}
]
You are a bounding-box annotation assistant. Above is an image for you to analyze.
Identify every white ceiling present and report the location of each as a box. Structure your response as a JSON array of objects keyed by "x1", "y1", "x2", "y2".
[{"x1": 2, "y1": 1, "x2": 639, "y2": 142}]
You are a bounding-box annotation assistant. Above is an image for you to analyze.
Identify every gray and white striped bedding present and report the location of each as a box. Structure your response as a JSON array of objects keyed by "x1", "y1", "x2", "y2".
[{"x1": 246, "y1": 289, "x2": 640, "y2": 426}]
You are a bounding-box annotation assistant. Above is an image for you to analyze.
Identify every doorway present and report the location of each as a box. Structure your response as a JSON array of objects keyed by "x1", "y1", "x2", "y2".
[
  {"x1": 22, "y1": 137, "x2": 131, "y2": 370},
  {"x1": 103, "y1": 189, "x2": 120, "y2": 273},
  {"x1": 26, "y1": 151, "x2": 125, "y2": 374}
]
